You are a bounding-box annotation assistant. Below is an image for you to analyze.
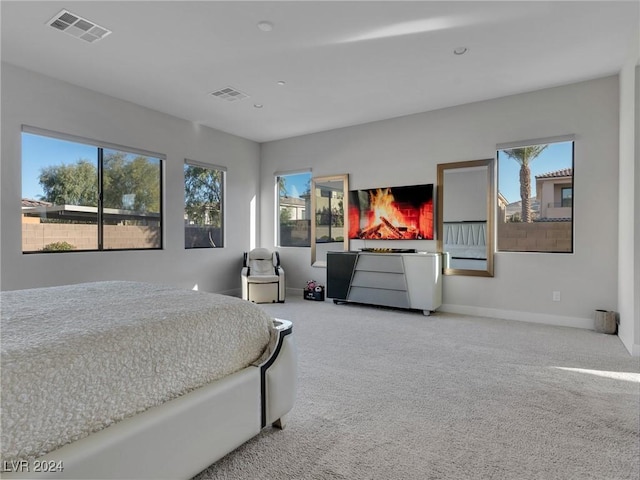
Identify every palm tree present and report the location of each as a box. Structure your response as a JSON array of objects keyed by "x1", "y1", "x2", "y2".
[{"x1": 501, "y1": 145, "x2": 548, "y2": 223}]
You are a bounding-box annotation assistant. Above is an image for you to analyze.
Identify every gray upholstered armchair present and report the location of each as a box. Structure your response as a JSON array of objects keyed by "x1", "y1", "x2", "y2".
[{"x1": 241, "y1": 248, "x2": 285, "y2": 303}]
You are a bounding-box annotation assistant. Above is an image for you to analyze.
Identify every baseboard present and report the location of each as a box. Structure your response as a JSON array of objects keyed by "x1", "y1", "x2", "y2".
[
  {"x1": 622, "y1": 340, "x2": 640, "y2": 357},
  {"x1": 235, "y1": 291, "x2": 638, "y2": 356},
  {"x1": 220, "y1": 288, "x2": 241, "y2": 298},
  {"x1": 272, "y1": 293, "x2": 593, "y2": 330},
  {"x1": 222, "y1": 288, "x2": 301, "y2": 301},
  {"x1": 439, "y1": 304, "x2": 594, "y2": 330}
]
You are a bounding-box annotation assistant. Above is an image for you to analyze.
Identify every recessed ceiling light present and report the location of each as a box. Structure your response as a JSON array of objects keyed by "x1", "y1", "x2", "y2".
[
  {"x1": 254, "y1": 104, "x2": 264, "y2": 109},
  {"x1": 277, "y1": 81, "x2": 286, "y2": 86},
  {"x1": 453, "y1": 47, "x2": 468, "y2": 55},
  {"x1": 257, "y1": 21, "x2": 273, "y2": 32}
]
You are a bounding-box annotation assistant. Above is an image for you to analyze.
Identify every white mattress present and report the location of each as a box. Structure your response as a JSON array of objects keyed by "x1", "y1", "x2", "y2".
[{"x1": 0, "y1": 281, "x2": 274, "y2": 464}]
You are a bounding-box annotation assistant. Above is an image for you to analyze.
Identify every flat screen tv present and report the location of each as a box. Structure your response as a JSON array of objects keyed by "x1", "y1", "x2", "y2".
[{"x1": 348, "y1": 183, "x2": 434, "y2": 240}]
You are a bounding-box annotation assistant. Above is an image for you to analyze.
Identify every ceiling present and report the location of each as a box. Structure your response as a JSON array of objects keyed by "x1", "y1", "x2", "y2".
[{"x1": 2, "y1": 1, "x2": 638, "y2": 143}]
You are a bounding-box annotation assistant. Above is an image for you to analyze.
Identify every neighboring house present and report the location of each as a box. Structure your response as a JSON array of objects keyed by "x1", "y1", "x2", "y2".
[
  {"x1": 21, "y1": 200, "x2": 160, "y2": 225},
  {"x1": 497, "y1": 192, "x2": 508, "y2": 223},
  {"x1": 280, "y1": 196, "x2": 306, "y2": 220},
  {"x1": 21, "y1": 198, "x2": 51, "y2": 224},
  {"x1": 497, "y1": 167, "x2": 572, "y2": 223},
  {"x1": 536, "y1": 168, "x2": 573, "y2": 220}
]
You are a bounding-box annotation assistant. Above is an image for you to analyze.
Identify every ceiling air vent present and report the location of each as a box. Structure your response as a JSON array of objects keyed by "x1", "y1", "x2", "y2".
[
  {"x1": 210, "y1": 86, "x2": 249, "y2": 102},
  {"x1": 47, "y1": 9, "x2": 112, "y2": 43}
]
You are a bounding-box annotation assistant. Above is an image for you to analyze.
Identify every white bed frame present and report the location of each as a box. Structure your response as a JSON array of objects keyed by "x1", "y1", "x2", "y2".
[{"x1": 4, "y1": 319, "x2": 296, "y2": 480}]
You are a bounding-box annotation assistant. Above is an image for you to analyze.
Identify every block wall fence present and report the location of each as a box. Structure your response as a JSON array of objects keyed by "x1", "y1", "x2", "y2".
[{"x1": 22, "y1": 224, "x2": 160, "y2": 251}]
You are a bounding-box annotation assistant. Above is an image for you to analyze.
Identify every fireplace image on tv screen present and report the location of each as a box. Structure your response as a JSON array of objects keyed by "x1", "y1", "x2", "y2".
[{"x1": 348, "y1": 184, "x2": 434, "y2": 240}]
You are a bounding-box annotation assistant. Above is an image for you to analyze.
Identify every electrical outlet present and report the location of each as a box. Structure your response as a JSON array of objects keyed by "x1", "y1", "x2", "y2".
[{"x1": 552, "y1": 291, "x2": 561, "y2": 302}]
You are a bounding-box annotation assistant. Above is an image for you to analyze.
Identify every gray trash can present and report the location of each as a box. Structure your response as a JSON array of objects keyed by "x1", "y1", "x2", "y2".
[{"x1": 594, "y1": 310, "x2": 617, "y2": 334}]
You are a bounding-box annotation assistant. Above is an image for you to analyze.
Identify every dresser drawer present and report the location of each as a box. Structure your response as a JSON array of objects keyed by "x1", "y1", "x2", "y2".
[
  {"x1": 348, "y1": 287, "x2": 410, "y2": 309},
  {"x1": 351, "y1": 271, "x2": 407, "y2": 290},
  {"x1": 355, "y1": 254, "x2": 404, "y2": 273}
]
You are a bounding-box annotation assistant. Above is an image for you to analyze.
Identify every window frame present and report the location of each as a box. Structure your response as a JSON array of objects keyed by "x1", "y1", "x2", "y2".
[
  {"x1": 561, "y1": 187, "x2": 573, "y2": 208},
  {"x1": 21, "y1": 125, "x2": 164, "y2": 253},
  {"x1": 496, "y1": 135, "x2": 575, "y2": 254},
  {"x1": 183, "y1": 159, "x2": 226, "y2": 249},
  {"x1": 275, "y1": 170, "x2": 311, "y2": 248}
]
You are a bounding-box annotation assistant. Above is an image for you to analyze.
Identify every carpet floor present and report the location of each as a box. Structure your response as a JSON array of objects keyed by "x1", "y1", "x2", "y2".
[{"x1": 194, "y1": 297, "x2": 639, "y2": 480}]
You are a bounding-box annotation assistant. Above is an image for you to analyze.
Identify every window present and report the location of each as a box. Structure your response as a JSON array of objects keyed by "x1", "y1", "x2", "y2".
[
  {"x1": 497, "y1": 138, "x2": 574, "y2": 253},
  {"x1": 184, "y1": 161, "x2": 225, "y2": 248},
  {"x1": 277, "y1": 171, "x2": 311, "y2": 247},
  {"x1": 21, "y1": 128, "x2": 163, "y2": 253}
]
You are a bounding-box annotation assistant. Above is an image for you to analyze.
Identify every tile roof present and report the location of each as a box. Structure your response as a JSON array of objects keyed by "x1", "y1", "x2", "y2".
[
  {"x1": 21, "y1": 198, "x2": 52, "y2": 207},
  {"x1": 535, "y1": 168, "x2": 573, "y2": 179}
]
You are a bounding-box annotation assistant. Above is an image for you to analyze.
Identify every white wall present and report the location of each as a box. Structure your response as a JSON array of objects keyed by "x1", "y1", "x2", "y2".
[
  {"x1": 1, "y1": 63, "x2": 260, "y2": 293},
  {"x1": 617, "y1": 29, "x2": 639, "y2": 355},
  {"x1": 637, "y1": 65, "x2": 640, "y2": 355},
  {"x1": 261, "y1": 77, "x2": 622, "y2": 331}
]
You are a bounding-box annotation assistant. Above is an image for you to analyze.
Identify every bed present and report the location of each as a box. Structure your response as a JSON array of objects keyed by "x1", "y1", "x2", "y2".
[
  {"x1": 442, "y1": 221, "x2": 488, "y2": 270},
  {"x1": 0, "y1": 281, "x2": 297, "y2": 479}
]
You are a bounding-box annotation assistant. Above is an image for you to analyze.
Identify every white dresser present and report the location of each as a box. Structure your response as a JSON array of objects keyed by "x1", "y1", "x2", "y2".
[{"x1": 327, "y1": 251, "x2": 442, "y2": 315}]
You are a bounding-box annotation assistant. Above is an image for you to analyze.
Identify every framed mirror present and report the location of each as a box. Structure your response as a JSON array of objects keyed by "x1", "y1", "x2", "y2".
[
  {"x1": 437, "y1": 159, "x2": 495, "y2": 277},
  {"x1": 311, "y1": 174, "x2": 349, "y2": 267}
]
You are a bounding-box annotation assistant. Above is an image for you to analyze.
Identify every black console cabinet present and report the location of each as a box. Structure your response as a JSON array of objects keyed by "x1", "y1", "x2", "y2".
[{"x1": 326, "y1": 251, "x2": 358, "y2": 300}]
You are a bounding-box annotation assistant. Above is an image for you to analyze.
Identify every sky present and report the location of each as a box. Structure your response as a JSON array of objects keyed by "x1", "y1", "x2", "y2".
[
  {"x1": 281, "y1": 172, "x2": 311, "y2": 198},
  {"x1": 497, "y1": 141, "x2": 573, "y2": 204},
  {"x1": 22, "y1": 132, "x2": 97, "y2": 200},
  {"x1": 23, "y1": 132, "x2": 313, "y2": 202},
  {"x1": 23, "y1": 133, "x2": 571, "y2": 204}
]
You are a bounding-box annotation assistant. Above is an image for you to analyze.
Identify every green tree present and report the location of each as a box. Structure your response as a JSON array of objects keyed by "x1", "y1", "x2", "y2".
[
  {"x1": 278, "y1": 176, "x2": 287, "y2": 197},
  {"x1": 103, "y1": 152, "x2": 160, "y2": 213},
  {"x1": 501, "y1": 145, "x2": 548, "y2": 223},
  {"x1": 39, "y1": 154, "x2": 161, "y2": 214},
  {"x1": 39, "y1": 160, "x2": 98, "y2": 206},
  {"x1": 302, "y1": 179, "x2": 311, "y2": 197},
  {"x1": 184, "y1": 165, "x2": 223, "y2": 226},
  {"x1": 280, "y1": 206, "x2": 292, "y2": 224}
]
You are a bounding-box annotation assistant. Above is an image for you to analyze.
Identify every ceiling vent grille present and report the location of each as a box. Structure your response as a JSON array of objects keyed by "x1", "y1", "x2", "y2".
[
  {"x1": 47, "y1": 9, "x2": 112, "y2": 43},
  {"x1": 210, "y1": 86, "x2": 249, "y2": 102}
]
